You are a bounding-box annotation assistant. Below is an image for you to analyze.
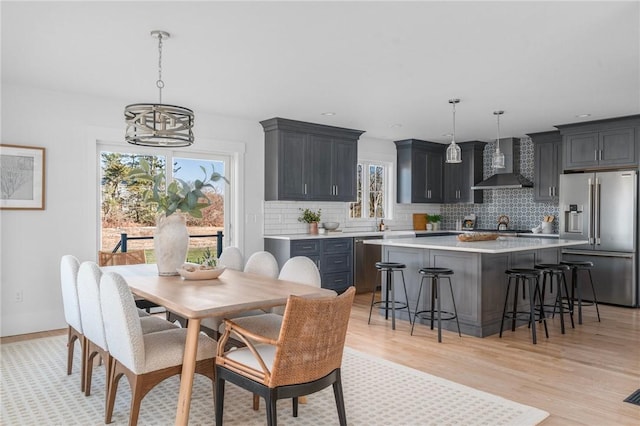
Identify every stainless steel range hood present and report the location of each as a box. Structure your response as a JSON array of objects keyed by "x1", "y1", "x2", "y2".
[{"x1": 471, "y1": 137, "x2": 533, "y2": 189}]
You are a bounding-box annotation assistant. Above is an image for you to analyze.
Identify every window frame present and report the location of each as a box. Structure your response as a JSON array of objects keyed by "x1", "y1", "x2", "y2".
[{"x1": 349, "y1": 159, "x2": 393, "y2": 222}]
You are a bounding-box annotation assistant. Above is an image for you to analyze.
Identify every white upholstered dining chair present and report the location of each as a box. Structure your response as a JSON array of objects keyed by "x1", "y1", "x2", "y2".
[
  {"x1": 77, "y1": 261, "x2": 177, "y2": 398},
  {"x1": 218, "y1": 246, "x2": 244, "y2": 271},
  {"x1": 100, "y1": 271, "x2": 216, "y2": 426},
  {"x1": 201, "y1": 250, "x2": 279, "y2": 338},
  {"x1": 243, "y1": 251, "x2": 279, "y2": 278},
  {"x1": 60, "y1": 254, "x2": 85, "y2": 391}
]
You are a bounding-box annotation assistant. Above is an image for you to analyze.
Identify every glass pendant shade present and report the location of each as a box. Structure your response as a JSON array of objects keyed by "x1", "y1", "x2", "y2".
[
  {"x1": 125, "y1": 30, "x2": 194, "y2": 148},
  {"x1": 493, "y1": 110, "x2": 505, "y2": 169},
  {"x1": 446, "y1": 142, "x2": 462, "y2": 163},
  {"x1": 445, "y1": 98, "x2": 462, "y2": 163}
]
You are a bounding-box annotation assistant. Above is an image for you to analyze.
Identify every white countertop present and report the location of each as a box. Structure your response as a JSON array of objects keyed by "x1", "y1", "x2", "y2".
[
  {"x1": 263, "y1": 230, "x2": 559, "y2": 240},
  {"x1": 362, "y1": 235, "x2": 586, "y2": 254}
]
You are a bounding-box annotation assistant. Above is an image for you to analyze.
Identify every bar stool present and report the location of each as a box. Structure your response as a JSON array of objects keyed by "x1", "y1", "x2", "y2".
[
  {"x1": 411, "y1": 267, "x2": 461, "y2": 343},
  {"x1": 534, "y1": 263, "x2": 574, "y2": 334},
  {"x1": 500, "y1": 268, "x2": 548, "y2": 344},
  {"x1": 368, "y1": 262, "x2": 411, "y2": 330},
  {"x1": 560, "y1": 260, "x2": 601, "y2": 324}
]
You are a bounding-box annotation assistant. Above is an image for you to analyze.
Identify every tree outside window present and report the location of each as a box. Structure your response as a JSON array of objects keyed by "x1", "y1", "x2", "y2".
[{"x1": 350, "y1": 161, "x2": 388, "y2": 219}]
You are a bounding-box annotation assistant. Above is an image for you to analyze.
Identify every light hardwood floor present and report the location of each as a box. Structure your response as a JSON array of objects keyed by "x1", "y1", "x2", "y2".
[{"x1": 3, "y1": 293, "x2": 639, "y2": 424}]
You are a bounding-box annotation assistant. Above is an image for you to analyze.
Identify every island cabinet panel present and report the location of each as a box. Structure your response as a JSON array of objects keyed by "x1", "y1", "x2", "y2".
[
  {"x1": 395, "y1": 139, "x2": 444, "y2": 204},
  {"x1": 556, "y1": 115, "x2": 640, "y2": 171},
  {"x1": 261, "y1": 117, "x2": 364, "y2": 201},
  {"x1": 264, "y1": 237, "x2": 353, "y2": 293}
]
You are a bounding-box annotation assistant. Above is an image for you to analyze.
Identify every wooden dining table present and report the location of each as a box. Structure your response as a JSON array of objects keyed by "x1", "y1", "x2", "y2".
[{"x1": 100, "y1": 263, "x2": 336, "y2": 425}]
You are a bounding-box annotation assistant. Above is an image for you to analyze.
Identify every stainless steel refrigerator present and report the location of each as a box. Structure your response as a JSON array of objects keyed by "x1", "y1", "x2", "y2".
[{"x1": 559, "y1": 170, "x2": 638, "y2": 307}]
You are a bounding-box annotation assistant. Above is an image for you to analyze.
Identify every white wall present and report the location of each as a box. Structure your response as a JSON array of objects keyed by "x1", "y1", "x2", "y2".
[{"x1": 0, "y1": 84, "x2": 265, "y2": 336}]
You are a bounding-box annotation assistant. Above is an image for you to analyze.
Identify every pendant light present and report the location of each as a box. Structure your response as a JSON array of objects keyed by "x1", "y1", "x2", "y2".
[
  {"x1": 493, "y1": 110, "x2": 505, "y2": 169},
  {"x1": 445, "y1": 98, "x2": 462, "y2": 163},
  {"x1": 125, "y1": 30, "x2": 194, "y2": 147}
]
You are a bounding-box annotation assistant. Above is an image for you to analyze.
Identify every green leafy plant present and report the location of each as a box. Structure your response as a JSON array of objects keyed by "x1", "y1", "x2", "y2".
[
  {"x1": 129, "y1": 159, "x2": 229, "y2": 218},
  {"x1": 427, "y1": 214, "x2": 442, "y2": 223},
  {"x1": 197, "y1": 247, "x2": 217, "y2": 267},
  {"x1": 298, "y1": 208, "x2": 321, "y2": 223}
]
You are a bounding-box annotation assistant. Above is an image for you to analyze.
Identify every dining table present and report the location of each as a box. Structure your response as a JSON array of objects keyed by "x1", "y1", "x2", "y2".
[{"x1": 100, "y1": 263, "x2": 336, "y2": 425}]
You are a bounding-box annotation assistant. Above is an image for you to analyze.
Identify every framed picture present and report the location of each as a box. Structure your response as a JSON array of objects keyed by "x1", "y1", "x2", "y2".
[
  {"x1": 0, "y1": 144, "x2": 46, "y2": 210},
  {"x1": 462, "y1": 213, "x2": 476, "y2": 230}
]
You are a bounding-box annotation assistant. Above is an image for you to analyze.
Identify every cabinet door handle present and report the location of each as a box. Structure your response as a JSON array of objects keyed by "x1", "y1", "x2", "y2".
[
  {"x1": 549, "y1": 187, "x2": 552, "y2": 197},
  {"x1": 599, "y1": 149, "x2": 603, "y2": 161},
  {"x1": 594, "y1": 150, "x2": 598, "y2": 161},
  {"x1": 334, "y1": 185, "x2": 338, "y2": 196},
  {"x1": 304, "y1": 183, "x2": 307, "y2": 195},
  {"x1": 427, "y1": 189, "x2": 431, "y2": 199}
]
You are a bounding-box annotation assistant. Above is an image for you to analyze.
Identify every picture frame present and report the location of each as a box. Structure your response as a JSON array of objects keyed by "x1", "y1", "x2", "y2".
[
  {"x1": 1, "y1": 144, "x2": 46, "y2": 210},
  {"x1": 462, "y1": 213, "x2": 476, "y2": 230}
]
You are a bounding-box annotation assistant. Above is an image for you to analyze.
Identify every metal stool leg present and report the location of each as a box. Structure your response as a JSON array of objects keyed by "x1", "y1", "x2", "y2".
[
  {"x1": 587, "y1": 269, "x2": 601, "y2": 322},
  {"x1": 411, "y1": 276, "x2": 426, "y2": 336},
  {"x1": 534, "y1": 278, "x2": 549, "y2": 339},
  {"x1": 499, "y1": 277, "x2": 512, "y2": 338},
  {"x1": 388, "y1": 269, "x2": 396, "y2": 329},
  {"x1": 400, "y1": 270, "x2": 412, "y2": 324},
  {"x1": 528, "y1": 276, "x2": 538, "y2": 344}
]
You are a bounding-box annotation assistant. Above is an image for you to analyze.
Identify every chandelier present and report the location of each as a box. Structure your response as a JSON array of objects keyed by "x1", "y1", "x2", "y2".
[
  {"x1": 493, "y1": 110, "x2": 505, "y2": 169},
  {"x1": 445, "y1": 98, "x2": 462, "y2": 163},
  {"x1": 125, "y1": 30, "x2": 194, "y2": 147}
]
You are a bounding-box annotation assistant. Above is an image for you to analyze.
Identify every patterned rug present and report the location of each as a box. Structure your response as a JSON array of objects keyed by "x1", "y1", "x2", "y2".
[{"x1": 1, "y1": 335, "x2": 549, "y2": 425}]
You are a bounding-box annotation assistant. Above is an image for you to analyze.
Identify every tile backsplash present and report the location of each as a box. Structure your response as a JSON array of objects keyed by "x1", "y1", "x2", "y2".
[
  {"x1": 442, "y1": 137, "x2": 559, "y2": 232},
  {"x1": 263, "y1": 137, "x2": 559, "y2": 235}
]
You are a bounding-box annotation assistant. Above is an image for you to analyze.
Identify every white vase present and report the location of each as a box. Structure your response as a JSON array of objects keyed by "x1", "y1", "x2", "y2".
[{"x1": 154, "y1": 214, "x2": 189, "y2": 276}]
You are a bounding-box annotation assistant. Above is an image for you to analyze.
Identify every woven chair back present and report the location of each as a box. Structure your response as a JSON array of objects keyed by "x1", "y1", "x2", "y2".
[
  {"x1": 269, "y1": 286, "x2": 355, "y2": 387},
  {"x1": 98, "y1": 250, "x2": 146, "y2": 267}
]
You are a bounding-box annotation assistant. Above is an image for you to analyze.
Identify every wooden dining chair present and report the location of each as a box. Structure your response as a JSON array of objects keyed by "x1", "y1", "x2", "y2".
[
  {"x1": 215, "y1": 286, "x2": 355, "y2": 426},
  {"x1": 60, "y1": 254, "x2": 85, "y2": 391},
  {"x1": 227, "y1": 256, "x2": 323, "y2": 410},
  {"x1": 100, "y1": 272, "x2": 216, "y2": 426}
]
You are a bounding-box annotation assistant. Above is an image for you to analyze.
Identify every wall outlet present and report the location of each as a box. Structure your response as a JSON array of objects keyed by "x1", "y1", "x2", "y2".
[{"x1": 15, "y1": 290, "x2": 23, "y2": 303}]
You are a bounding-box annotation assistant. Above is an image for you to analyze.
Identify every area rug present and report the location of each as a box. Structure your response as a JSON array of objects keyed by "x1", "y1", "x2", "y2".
[{"x1": 1, "y1": 335, "x2": 549, "y2": 425}]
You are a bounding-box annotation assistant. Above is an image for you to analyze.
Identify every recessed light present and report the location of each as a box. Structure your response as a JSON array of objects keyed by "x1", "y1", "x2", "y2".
[
  {"x1": 390, "y1": 123, "x2": 403, "y2": 128},
  {"x1": 321, "y1": 112, "x2": 336, "y2": 116},
  {"x1": 576, "y1": 113, "x2": 591, "y2": 118}
]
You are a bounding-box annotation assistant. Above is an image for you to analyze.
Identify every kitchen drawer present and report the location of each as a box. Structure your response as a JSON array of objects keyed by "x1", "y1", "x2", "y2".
[
  {"x1": 322, "y1": 271, "x2": 352, "y2": 292},
  {"x1": 290, "y1": 239, "x2": 321, "y2": 255},
  {"x1": 323, "y1": 238, "x2": 353, "y2": 253},
  {"x1": 322, "y1": 252, "x2": 353, "y2": 273}
]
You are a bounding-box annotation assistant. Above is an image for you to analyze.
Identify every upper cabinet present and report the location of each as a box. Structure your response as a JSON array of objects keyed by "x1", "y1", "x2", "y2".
[
  {"x1": 395, "y1": 139, "x2": 444, "y2": 203},
  {"x1": 443, "y1": 141, "x2": 486, "y2": 204},
  {"x1": 556, "y1": 115, "x2": 640, "y2": 171},
  {"x1": 261, "y1": 118, "x2": 364, "y2": 201},
  {"x1": 528, "y1": 130, "x2": 562, "y2": 202}
]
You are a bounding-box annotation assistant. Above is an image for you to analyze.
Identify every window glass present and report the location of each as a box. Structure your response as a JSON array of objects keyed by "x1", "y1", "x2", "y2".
[
  {"x1": 99, "y1": 149, "x2": 228, "y2": 263},
  {"x1": 350, "y1": 161, "x2": 390, "y2": 220}
]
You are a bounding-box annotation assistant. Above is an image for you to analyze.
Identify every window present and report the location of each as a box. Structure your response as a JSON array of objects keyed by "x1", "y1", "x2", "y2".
[
  {"x1": 98, "y1": 144, "x2": 231, "y2": 262},
  {"x1": 350, "y1": 161, "x2": 390, "y2": 219}
]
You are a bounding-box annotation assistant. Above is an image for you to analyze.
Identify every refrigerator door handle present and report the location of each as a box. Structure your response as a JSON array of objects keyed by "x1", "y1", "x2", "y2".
[
  {"x1": 594, "y1": 178, "x2": 601, "y2": 245},
  {"x1": 587, "y1": 178, "x2": 594, "y2": 245}
]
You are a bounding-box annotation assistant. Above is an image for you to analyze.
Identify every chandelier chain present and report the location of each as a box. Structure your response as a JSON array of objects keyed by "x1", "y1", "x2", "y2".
[{"x1": 156, "y1": 33, "x2": 164, "y2": 103}]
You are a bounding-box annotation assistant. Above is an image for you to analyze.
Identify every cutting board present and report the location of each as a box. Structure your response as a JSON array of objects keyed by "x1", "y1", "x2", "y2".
[{"x1": 413, "y1": 213, "x2": 427, "y2": 230}]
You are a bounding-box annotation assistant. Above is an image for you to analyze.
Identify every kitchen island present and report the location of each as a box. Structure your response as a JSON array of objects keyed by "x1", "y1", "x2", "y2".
[{"x1": 364, "y1": 235, "x2": 588, "y2": 337}]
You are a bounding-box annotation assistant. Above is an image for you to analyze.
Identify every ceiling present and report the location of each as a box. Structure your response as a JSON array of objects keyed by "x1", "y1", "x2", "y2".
[{"x1": 2, "y1": 1, "x2": 639, "y2": 143}]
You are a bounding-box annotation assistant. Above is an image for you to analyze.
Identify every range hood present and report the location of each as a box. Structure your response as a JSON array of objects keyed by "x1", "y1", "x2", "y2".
[{"x1": 472, "y1": 137, "x2": 533, "y2": 190}]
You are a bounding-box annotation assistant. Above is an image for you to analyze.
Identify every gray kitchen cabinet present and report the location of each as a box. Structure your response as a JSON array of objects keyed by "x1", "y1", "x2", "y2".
[
  {"x1": 444, "y1": 141, "x2": 486, "y2": 203},
  {"x1": 529, "y1": 130, "x2": 562, "y2": 202},
  {"x1": 261, "y1": 117, "x2": 364, "y2": 201},
  {"x1": 264, "y1": 237, "x2": 354, "y2": 293},
  {"x1": 395, "y1": 139, "x2": 444, "y2": 204},
  {"x1": 556, "y1": 115, "x2": 640, "y2": 170}
]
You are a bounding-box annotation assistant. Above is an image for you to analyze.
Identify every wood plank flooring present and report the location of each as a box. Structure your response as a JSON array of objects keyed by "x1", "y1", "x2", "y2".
[
  {"x1": 347, "y1": 292, "x2": 640, "y2": 425},
  {"x1": 3, "y1": 293, "x2": 639, "y2": 424}
]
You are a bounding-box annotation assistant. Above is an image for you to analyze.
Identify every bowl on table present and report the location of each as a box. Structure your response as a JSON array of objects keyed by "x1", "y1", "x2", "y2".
[
  {"x1": 177, "y1": 264, "x2": 226, "y2": 280},
  {"x1": 323, "y1": 222, "x2": 340, "y2": 231}
]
